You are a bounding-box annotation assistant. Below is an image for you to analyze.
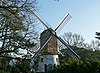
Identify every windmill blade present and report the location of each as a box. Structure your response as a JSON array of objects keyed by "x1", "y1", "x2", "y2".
[
  {"x1": 55, "y1": 14, "x2": 72, "y2": 33},
  {"x1": 57, "y1": 37, "x2": 80, "y2": 60},
  {"x1": 30, "y1": 10, "x2": 51, "y2": 29},
  {"x1": 33, "y1": 36, "x2": 52, "y2": 59},
  {"x1": 29, "y1": 10, "x2": 55, "y2": 59}
]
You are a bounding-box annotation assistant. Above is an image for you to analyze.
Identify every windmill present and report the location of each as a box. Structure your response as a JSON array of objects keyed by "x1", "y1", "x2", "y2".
[{"x1": 29, "y1": 10, "x2": 81, "y2": 73}]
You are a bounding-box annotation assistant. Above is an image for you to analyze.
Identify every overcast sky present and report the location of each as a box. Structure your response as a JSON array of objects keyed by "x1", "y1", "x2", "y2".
[{"x1": 37, "y1": 0, "x2": 100, "y2": 43}]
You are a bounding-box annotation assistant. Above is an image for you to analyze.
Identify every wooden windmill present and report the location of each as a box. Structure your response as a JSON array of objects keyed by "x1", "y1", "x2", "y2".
[{"x1": 29, "y1": 10, "x2": 81, "y2": 73}]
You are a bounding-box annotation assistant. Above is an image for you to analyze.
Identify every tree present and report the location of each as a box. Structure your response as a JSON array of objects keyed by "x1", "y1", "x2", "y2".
[
  {"x1": 0, "y1": 0, "x2": 38, "y2": 55},
  {"x1": 63, "y1": 32, "x2": 85, "y2": 47},
  {"x1": 63, "y1": 32, "x2": 72, "y2": 45},
  {"x1": 90, "y1": 40, "x2": 100, "y2": 50},
  {"x1": 72, "y1": 33, "x2": 84, "y2": 47},
  {"x1": 95, "y1": 32, "x2": 100, "y2": 40},
  {"x1": 82, "y1": 43, "x2": 92, "y2": 50}
]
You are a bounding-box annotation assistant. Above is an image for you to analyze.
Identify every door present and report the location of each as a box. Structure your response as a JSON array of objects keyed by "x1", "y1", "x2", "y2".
[{"x1": 44, "y1": 64, "x2": 47, "y2": 73}]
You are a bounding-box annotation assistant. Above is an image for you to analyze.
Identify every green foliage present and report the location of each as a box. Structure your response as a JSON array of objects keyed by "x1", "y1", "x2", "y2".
[
  {"x1": 0, "y1": 60, "x2": 32, "y2": 73},
  {"x1": 0, "y1": 71, "x2": 10, "y2": 73},
  {"x1": 50, "y1": 60, "x2": 100, "y2": 73},
  {"x1": 51, "y1": 46, "x2": 100, "y2": 73},
  {"x1": 10, "y1": 60, "x2": 32, "y2": 73}
]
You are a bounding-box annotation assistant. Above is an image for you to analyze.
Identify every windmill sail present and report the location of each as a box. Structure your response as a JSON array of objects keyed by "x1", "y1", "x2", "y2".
[
  {"x1": 55, "y1": 13, "x2": 72, "y2": 33},
  {"x1": 30, "y1": 10, "x2": 51, "y2": 29},
  {"x1": 57, "y1": 37, "x2": 81, "y2": 60}
]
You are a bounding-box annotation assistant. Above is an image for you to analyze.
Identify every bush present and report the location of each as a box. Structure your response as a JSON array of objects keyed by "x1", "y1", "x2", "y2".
[
  {"x1": 0, "y1": 71, "x2": 10, "y2": 73},
  {"x1": 49, "y1": 60, "x2": 100, "y2": 73}
]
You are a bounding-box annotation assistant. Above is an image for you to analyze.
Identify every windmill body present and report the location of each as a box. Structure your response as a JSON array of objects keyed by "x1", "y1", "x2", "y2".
[{"x1": 36, "y1": 28, "x2": 59, "y2": 72}]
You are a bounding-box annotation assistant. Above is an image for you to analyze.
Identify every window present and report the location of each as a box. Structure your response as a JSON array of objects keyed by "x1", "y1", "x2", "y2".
[
  {"x1": 41, "y1": 58, "x2": 43, "y2": 62},
  {"x1": 44, "y1": 64, "x2": 47, "y2": 72},
  {"x1": 56, "y1": 58, "x2": 59, "y2": 62}
]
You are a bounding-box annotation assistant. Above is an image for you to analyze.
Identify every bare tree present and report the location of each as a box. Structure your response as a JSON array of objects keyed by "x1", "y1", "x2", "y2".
[
  {"x1": 72, "y1": 33, "x2": 85, "y2": 47},
  {"x1": 63, "y1": 32, "x2": 72, "y2": 45},
  {"x1": 82, "y1": 43, "x2": 92, "y2": 50},
  {"x1": 63, "y1": 32, "x2": 85, "y2": 47},
  {"x1": 90, "y1": 40, "x2": 100, "y2": 51}
]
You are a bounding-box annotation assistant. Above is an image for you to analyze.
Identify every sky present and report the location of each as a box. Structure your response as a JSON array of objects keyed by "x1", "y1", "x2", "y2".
[{"x1": 37, "y1": 0, "x2": 100, "y2": 43}]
